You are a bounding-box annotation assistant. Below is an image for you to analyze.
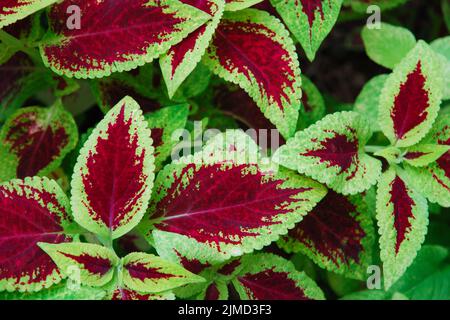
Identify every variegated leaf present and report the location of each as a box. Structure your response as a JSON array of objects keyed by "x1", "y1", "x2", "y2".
[
  {"x1": 376, "y1": 167, "x2": 428, "y2": 290},
  {"x1": 111, "y1": 287, "x2": 175, "y2": 300},
  {"x1": 298, "y1": 75, "x2": 325, "y2": 129},
  {"x1": 0, "y1": 102, "x2": 78, "y2": 182},
  {"x1": 160, "y1": 0, "x2": 225, "y2": 97},
  {"x1": 0, "y1": 0, "x2": 58, "y2": 28},
  {"x1": 37, "y1": 242, "x2": 119, "y2": 287},
  {"x1": 378, "y1": 41, "x2": 443, "y2": 148},
  {"x1": 278, "y1": 191, "x2": 374, "y2": 280},
  {"x1": 71, "y1": 96, "x2": 155, "y2": 240},
  {"x1": 232, "y1": 253, "x2": 325, "y2": 300},
  {"x1": 271, "y1": 0, "x2": 343, "y2": 61},
  {"x1": 40, "y1": 0, "x2": 210, "y2": 78},
  {"x1": 224, "y1": 0, "x2": 262, "y2": 11},
  {"x1": 0, "y1": 177, "x2": 73, "y2": 292},
  {"x1": 202, "y1": 9, "x2": 302, "y2": 138},
  {"x1": 274, "y1": 111, "x2": 382, "y2": 195},
  {"x1": 122, "y1": 252, "x2": 204, "y2": 293},
  {"x1": 403, "y1": 113, "x2": 450, "y2": 207},
  {"x1": 141, "y1": 130, "x2": 327, "y2": 260},
  {"x1": 403, "y1": 144, "x2": 450, "y2": 167}
]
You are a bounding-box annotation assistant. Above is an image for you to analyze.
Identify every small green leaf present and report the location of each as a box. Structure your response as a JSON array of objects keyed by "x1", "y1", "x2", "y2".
[
  {"x1": 225, "y1": 0, "x2": 263, "y2": 11},
  {"x1": 353, "y1": 74, "x2": 388, "y2": 132},
  {"x1": 361, "y1": 23, "x2": 416, "y2": 69},
  {"x1": 274, "y1": 111, "x2": 382, "y2": 195},
  {"x1": 430, "y1": 36, "x2": 450, "y2": 100},
  {"x1": 374, "y1": 146, "x2": 401, "y2": 164},
  {"x1": 38, "y1": 242, "x2": 119, "y2": 288},
  {"x1": 297, "y1": 75, "x2": 326, "y2": 129},
  {"x1": 122, "y1": 252, "x2": 205, "y2": 293}
]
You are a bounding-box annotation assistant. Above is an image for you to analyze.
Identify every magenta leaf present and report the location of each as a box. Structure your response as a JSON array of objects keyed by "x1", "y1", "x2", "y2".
[
  {"x1": 40, "y1": 0, "x2": 210, "y2": 78},
  {"x1": 278, "y1": 191, "x2": 375, "y2": 279},
  {"x1": 0, "y1": 177, "x2": 73, "y2": 292},
  {"x1": 71, "y1": 96, "x2": 155, "y2": 240},
  {"x1": 0, "y1": 102, "x2": 78, "y2": 182},
  {"x1": 203, "y1": 9, "x2": 302, "y2": 138},
  {"x1": 141, "y1": 130, "x2": 326, "y2": 259},
  {"x1": 232, "y1": 253, "x2": 324, "y2": 300},
  {"x1": 0, "y1": 0, "x2": 58, "y2": 28}
]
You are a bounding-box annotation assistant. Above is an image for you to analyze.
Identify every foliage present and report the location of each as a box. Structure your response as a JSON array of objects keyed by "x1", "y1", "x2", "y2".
[{"x1": 0, "y1": 0, "x2": 449, "y2": 300}]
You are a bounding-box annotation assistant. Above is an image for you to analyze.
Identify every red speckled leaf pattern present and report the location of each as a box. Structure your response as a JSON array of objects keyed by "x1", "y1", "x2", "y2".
[
  {"x1": 0, "y1": 177, "x2": 73, "y2": 292},
  {"x1": 40, "y1": 0, "x2": 210, "y2": 78},
  {"x1": 71, "y1": 97, "x2": 154, "y2": 240}
]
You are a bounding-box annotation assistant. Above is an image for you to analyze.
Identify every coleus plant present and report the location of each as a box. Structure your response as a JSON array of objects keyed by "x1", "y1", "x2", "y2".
[{"x1": 0, "y1": 0, "x2": 449, "y2": 301}]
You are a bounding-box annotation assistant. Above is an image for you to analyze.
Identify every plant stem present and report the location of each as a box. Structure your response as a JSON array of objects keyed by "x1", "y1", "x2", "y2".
[{"x1": 0, "y1": 30, "x2": 41, "y2": 64}]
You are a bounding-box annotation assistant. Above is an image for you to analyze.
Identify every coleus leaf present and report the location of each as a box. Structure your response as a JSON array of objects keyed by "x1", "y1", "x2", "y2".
[
  {"x1": 40, "y1": 0, "x2": 210, "y2": 78},
  {"x1": 0, "y1": 0, "x2": 58, "y2": 28},
  {"x1": 297, "y1": 75, "x2": 325, "y2": 130},
  {"x1": 224, "y1": 0, "x2": 263, "y2": 11},
  {"x1": 378, "y1": 41, "x2": 443, "y2": 148},
  {"x1": 376, "y1": 167, "x2": 428, "y2": 290},
  {"x1": 403, "y1": 113, "x2": 450, "y2": 207},
  {"x1": 274, "y1": 111, "x2": 382, "y2": 195},
  {"x1": 232, "y1": 253, "x2": 325, "y2": 300},
  {"x1": 347, "y1": 0, "x2": 408, "y2": 13},
  {"x1": 353, "y1": 74, "x2": 388, "y2": 132},
  {"x1": 0, "y1": 102, "x2": 78, "y2": 182},
  {"x1": 141, "y1": 130, "x2": 327, "y2": 259},
  {"x1": 0, "y1": 52, "x2": 54, "y2": 122},
  {"x1": 271, "y1": 0, "x2": 343, "y2": 61},
  {"x1": 361, "y1": 23, "x2": 416, "y2": 69},
  {"x1": 202, "y1": 9, "x2": 302, "y2": 138},
  {"x1": 145, "y1": 104, "x2": 189, "y2": 171},
  {"x1": 122, "y1": 252, "x2": 205, "y2": 293},
  {"x1": 278, "y1": 191, "x2": 375, "y2": 280},
  {"x1": 111, "y1": 288, "x2": 175, "y2": 300},
  {"x1": 403, "y1": 144, "x2": 450, "y2": 167},
  {"x1": 71, "y1": 96, "x2": 155, "y2": 240},
  {"x1": 37, "y1": 242, "x2": 119, "y2": 287},
  {"x1": 0, "y1": 177, "x2": 73, "y2": 292},
  {"x1": 160, "y1": 0, "x2": 225, "y2": 98}
]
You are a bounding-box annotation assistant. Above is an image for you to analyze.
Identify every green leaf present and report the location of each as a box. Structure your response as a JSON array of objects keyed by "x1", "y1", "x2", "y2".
[
  {"x1": 361, "y1": 23, "x2": 416, "y2": 69},
  {"x1": 430, "y1": 36, "x2": 450, "y2": 100},
  {"x1": 353, "y1": 74, "x2": 388, "y2": 132},
  {"x1": 122, "y1": 252, "x2": 205, "y2": 293},
  {"x1": 225, "y1": 0, "x2": 263, "y2": 11},
  {"x1": 232, "y1": 253, "x2": 325, "y2": 300},
  {"x1": 0, "y1": 281, "x2": 106, "y2": 300},
  {"x1": 271, "y1": 0, "x2": 343, "y2": 61},
  {"x1": 274, "y1": 111, "x2": 382, "y2": 195},
  {"x1": 297, "y1": 75, "x2": 326, "y2": 129},
  {"x1": 376, "y1": 167, "x2": 428, "y2": 290},
  {"x1": 144, "y1": 104, "x2": 189, "y2": 171},
  {"x1": 378, "y1": 41, "x2": 443, "y2": 148},
  {"x1": 347, "y1": 0, "x2": 409, "y2": 13},
  {"x1": 71, "y1": 96, "x2": 155, "y2": 239},
  {"x1": 374, "y1": 146, "x2": 401, "y2": 164},
  {"x1": 160, "y1": 0, "x2": 224, "y2": 98},
  {"x1": 202, "y1": 9, "x2": 302, "y2": 138},
  {"x1": 0, "y1": 102, "x2": 78, "y2": 182},
  {"x1": 403, "y1": 144, "x2": 450, "y2": 167},
  {"x1": 38, "y1": 242, "x2": 119, "y2": 287}
]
